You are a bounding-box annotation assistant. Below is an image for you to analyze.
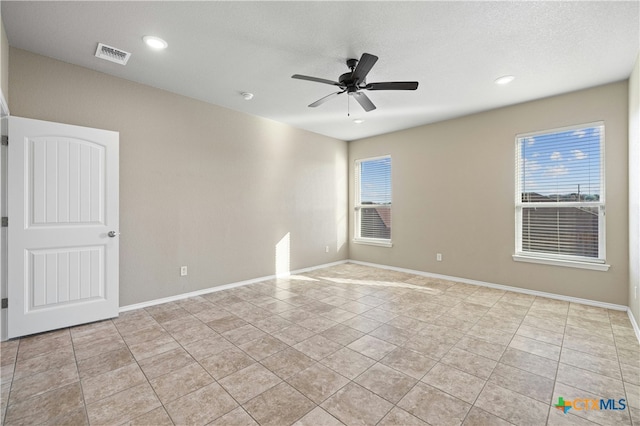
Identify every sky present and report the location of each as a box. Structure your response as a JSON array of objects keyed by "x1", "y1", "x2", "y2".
[
  {"x1": 359, "y1": 126, "x2": 602, "y2": 205},
  {"x1": 519, "y1": 125, "x2": 602, "y2": 198},
  {"x1": 360, "y1": 157, "x2": 391, "y2": 204}
]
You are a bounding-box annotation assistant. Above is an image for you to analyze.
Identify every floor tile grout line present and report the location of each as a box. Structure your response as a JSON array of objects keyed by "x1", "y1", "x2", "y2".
[
  {"x1": 110, "y1": 315, "x2": 177, "y2": 425},
  {"x1": 69, "y1": 326, "x2": 92, "y2": 425},
  {"x1": 6, "y1": 264, "x2": 638, "y2": 426},
  {"x1": 1, "y1": 339, "x2": 19, "y2": 425},
  {"x1": 228, "y1": 280, "x2": 435, "y2": 424},
  {"x1": 136, "y1": 310, "x2": 238, "y2": 425},
  {"x1": 547, "y1": 308, "x2": 631, "y2": 425},
  {"x1": 140, "y1": 296, "x2": 326, "y2": 425},
  {"x1": 543, "y1": 297, "x2": 566, "y2": 426},
  {"x1": 608, "y1": 311, "x2": 636, "y2": 424},
  {"x1": 457, "y1": 292, "x2": 534, "y2": 425},
  {"x1": 5, "y1": 329, "x2": 80, "y2": 424}
]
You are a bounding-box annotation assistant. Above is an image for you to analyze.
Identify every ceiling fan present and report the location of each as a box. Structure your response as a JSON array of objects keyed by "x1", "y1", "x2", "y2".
[{"x1": 292, "y1": 53, "x2": 419, "y2": 112}]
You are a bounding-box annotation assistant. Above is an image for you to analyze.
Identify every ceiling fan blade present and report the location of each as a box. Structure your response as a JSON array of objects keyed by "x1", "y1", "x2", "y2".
[
  {"x1": 366, "y1": 81, "x2": 419, "y2": 91},
  {"x1": 352, "y1": 53, "x2": 378, "y2": 83},
  {"x1": 352, "y1": 92, "x2": 376, "y2": 112},
  {"x1": 292, "y1": 74, "x2": 342, "y2": 87},
  {"x1": 309, "y1": 91, "x2": 345, "y2": 108}
]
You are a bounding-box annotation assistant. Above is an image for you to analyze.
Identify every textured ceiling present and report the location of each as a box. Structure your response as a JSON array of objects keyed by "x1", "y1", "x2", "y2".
[{"x1": 2, "y1": 1, "x2": 639, "y2": 141}]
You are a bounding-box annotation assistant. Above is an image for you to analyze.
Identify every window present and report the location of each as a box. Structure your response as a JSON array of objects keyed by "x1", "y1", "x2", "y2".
[
  {"x1": 354, "y1": 156, "x2": 392, "y2": 246},
  {"x1": 514, "y1": 122, "x2": 608, "y2": 270}
]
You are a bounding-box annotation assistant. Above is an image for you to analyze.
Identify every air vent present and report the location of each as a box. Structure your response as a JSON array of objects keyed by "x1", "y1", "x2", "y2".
[{"x1": 95, "y1": 43, "x2": 131, "y2": 65}]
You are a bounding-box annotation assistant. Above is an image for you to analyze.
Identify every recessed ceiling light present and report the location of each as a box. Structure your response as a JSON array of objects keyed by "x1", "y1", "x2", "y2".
[
  {"x1": 494, "y1": 75, "x2": 515, "y2": 85},
  {"x1": 241, "y1": 92, "x2": 254, "y2": 101},
  {"x1": 143, "y1": 36, "x2": 168, "y2": 50},
  {"x1": 353, "y1": 119, "x2": 364, "y2": 124}
]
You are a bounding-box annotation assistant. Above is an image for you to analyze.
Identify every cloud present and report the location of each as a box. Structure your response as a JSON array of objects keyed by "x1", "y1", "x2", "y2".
[
  {"x1": 550, "y1": 151, "x2": 562, "y2": 161},
  {"x1": 524, "y1": 159, "x2": 540, "y2": 176},
  {"x1": 572, "y1": 130, "x2": 586, "y2": 138},
  {"x1": 526, "y1": 137, "x2": 535, "y2": 146},
  {"x1": 531, "y1": 152, "x2": 539, "y2": 158},
  {"x1": 571, "y1": 149, "x2": 587, "y2": 160},
  {"x1": 546, "y1": 165, "x2": 569, "y2": 176}
]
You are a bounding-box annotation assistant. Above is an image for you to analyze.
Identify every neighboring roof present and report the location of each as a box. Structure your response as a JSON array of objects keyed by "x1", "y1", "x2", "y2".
[{"x1": 375, "y1": 208, "x2": 391, "y2": 229}]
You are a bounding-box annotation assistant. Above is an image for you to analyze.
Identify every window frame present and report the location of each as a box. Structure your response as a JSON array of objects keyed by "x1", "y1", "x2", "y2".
[
  {"x1": 513, "y1": 122, "x2": 609, "y2": 271},
  {"x1": 354, "y1": 155, "x2": 393, "y2": 247}
]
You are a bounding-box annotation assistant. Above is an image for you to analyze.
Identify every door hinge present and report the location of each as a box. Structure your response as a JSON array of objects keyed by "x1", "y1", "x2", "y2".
[
  {"x1": 1, "y1": 299, "x2": 7, "y2": 309},
  {"x1": 0, "y1": 135, "x2": 7, "y2": 146},
  {"x1": 1, "y1": 217, "x2": 7, "y2": 227}
]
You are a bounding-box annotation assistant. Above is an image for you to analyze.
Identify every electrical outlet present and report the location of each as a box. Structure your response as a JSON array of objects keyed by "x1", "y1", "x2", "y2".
[
  {"x1": 436, "y1": 253, "x2": 442, "y2": 262},
  {"x1": 325, "y1": 246, "x2": 329, "y2": 253},
  {"x1": 180, "y1": 266, "x2": 188, "y2": 276}
]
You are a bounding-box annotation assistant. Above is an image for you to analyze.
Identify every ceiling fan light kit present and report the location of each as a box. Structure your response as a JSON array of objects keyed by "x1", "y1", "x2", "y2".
[{"x1": 292, "y1": 53, "x2": 419, "y2": 112}]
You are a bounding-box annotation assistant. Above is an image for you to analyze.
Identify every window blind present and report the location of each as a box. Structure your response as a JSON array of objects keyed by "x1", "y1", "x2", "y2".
[
  {"x1": 516, "y1": 123, "x2": 604, "y2": 261},
  {"x1": 355, "y1": 156, "x2": 391, "y2": 241}
]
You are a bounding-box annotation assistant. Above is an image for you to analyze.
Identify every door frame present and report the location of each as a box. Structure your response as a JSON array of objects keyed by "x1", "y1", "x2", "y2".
[{"x1": 0, "y1": 89, "x2": 9, "y2": 342}]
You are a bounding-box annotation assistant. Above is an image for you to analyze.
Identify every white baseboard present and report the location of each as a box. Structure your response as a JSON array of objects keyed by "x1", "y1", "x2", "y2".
[
  {"x1": 119, "y1": 260, "x2": 348, "y2": 313},
  {"x1": 358, "y1": 257, "x2": 638, "y2": 343},
  {"x1": 628, "y1": 309, "x2": 640, "y2": 343},
  {"x1": 122, "y1": 257, "x2": 627, "y2": 313},
  {"x1": 348, "y1": 260, "x2": 628, "y2": 312},
  {"x1": 121, "y1": 258, "x2": 638, "y2": 344}
]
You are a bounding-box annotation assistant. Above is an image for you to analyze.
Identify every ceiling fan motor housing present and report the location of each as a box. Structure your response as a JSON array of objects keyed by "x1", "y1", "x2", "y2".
[
  {"x1": 341, "y1": 58, "x2": 363, "y2": 91},
  {"x1": 340, "y1": 74, "x2": 360, "y2": 94}
]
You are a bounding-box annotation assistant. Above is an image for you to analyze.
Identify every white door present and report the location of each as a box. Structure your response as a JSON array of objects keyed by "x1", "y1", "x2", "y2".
[{"x1": 8, "y1": 117, "x2": 119, "y2": 338}]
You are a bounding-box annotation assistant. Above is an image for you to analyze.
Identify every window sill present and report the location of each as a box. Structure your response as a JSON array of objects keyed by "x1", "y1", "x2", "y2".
[
  {"x1": 353, "y1": 238, "x2": 393, "y2": 248},
  {"x1": 512, "y1": 254, "x2": 610, "y2": 271}
]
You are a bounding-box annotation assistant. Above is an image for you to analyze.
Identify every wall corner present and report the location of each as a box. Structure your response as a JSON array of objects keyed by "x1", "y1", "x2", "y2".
[{"x1": 629, "y1": 51, "x2": 640, "y2": 333}]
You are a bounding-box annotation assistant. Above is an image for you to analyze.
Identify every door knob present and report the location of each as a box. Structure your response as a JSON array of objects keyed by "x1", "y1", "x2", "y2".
[{"x1": 108, "y1": 231, "x2": 120, "y2": 238}]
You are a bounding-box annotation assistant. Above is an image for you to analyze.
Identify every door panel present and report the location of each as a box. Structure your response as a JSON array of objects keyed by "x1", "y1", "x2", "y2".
[
  {"x1": 28, "y1": 246, "x2": 104, "y2": 308},
  {"x1": 8, "y1": 116, "x2": 119, "y2": 338},
  {"x1": 30, "y1": 137, "x2": 105, "y2": 226}
]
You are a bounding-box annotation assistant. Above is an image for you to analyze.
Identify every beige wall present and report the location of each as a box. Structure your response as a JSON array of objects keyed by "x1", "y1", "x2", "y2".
[
  {"x1": 7, "y1": 46, "x2": 634, "y2": 309},
  {"x1": 349, "y1": 82, "x2": 629, "y2": 305},
  {"x1": 9, "y1": 48, "x2": 348, "y2": 306},
  {"x1": 629, "y1": 53, "x2": 640, "y2": 327}
]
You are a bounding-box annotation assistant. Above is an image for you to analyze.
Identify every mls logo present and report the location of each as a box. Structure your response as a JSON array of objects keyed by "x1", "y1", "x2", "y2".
[
  {"x1": 555, "y1": 396, "x2": 627, "y2": 414},
  {"x1": 555, "y1": 397, "x2": 572, "y2": 414},
  {"x1": 599, "y1": 399, "x2": 627, "y2": 411}
]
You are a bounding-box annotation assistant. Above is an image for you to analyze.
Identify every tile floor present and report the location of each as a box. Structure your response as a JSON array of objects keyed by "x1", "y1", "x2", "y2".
[{"x1": 1, "y1": 263, "x2": 639, "y2": 425}]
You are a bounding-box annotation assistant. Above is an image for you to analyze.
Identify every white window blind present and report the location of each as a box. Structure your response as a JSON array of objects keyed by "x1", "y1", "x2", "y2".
[
  {"x1": 515, "y1": 123, "x2": 605, "y2": 263},
  {"x1": 355, "y1": 156, "x2": 391, "y2": 244}
]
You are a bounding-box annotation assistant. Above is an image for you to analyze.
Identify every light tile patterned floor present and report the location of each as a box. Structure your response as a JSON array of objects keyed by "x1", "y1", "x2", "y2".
[{"x1": 1, "y1": 263, "x2": 639, "y2": 425}]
